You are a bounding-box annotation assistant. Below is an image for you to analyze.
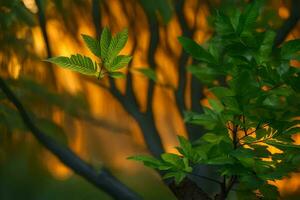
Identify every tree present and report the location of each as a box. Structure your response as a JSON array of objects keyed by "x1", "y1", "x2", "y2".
[{"x1": 1, "y1": 0, "x2": 300, "y2": 199}]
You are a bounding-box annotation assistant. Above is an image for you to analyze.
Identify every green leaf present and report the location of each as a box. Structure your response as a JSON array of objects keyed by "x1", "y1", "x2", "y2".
[
  {"x1": 162, "y1": 171, "x2": 178, "y2": 179},
  {"x1": 177, "y1": 136, "x2": 192, "y2": 157},
  {"x1": 201, "y1": 133, "x2": 224, "y2": 144},
  {"x1": 237, "y1": 0, "x2": 261, "y2": 34},
  {"x1": 107, "y1": 28, "x2": 128, "y2": 61},
  {"x1": 263, "y1": 95, "x2": 281, "y2": 107},
  {"x1": 187, "y1": 65, "x2": 221, "y2": 83},
  {"x1": 206, "y1": 155, "x2": 234, "y2": 165},
  {"x1": 281, "y1": 39, "x2": 300, "y2": 60},
  {"x1": 229, "y1": 70, "x2": 260, "y2": 99},
  {"x1": 190, "y1": 147, "x2": 208, "y2": 163},
  {"x1": 265, "y1": 140, "x2": 300, "y2": 150},
  {"x1": 45, "y1": 54, "x2": 98, "y2": 76},
  {"x1": 174, "y1": 172, "x2": 186, "y2": 185},
  {"x1": 182, "y1": 157, "x2": 193, "y2": 172},
  {"x1": 283, "y1": 127, "x2": 300, "y2": 135},
  {"x1": 158, "y1": 165, "x2": 173, "y2": 170},
  {"x1": 127, "y1": 155, "x2": 162, "y2": 169},
  {"x1": 178, "y1": 36, "x2": 215, "y2": 64},
  {"x1": 222, "y1": 96, "x2": 241, "y2": 114},
  {"x1": 109, "y1": 55, "x2": 132, "y2": 70},
  {"x1": 161, "y1": 153, "x2": 181, "y2": 166},
  {"x1": 100, "y1": 27, "x2": 112, "y2": 60},
  {"x1": 135, "y1": 68, "x2": 157, "y2": 81},
  {"x1": 215, "y1": 11, "x2": 236, "y2": 36},
  {"x1": 259, "y1": 184, "x2": 279, "y2": 200},
  {"x1": 184, "y1": 111, "x2": 217, "y2": 130},
  {"x1": 277, "y1": 61, "x2": 290, "y2": 77},
  {"x1": 209, "y1": 87, "x2": 235, "y2": 99},
  {"x1": 208, "y1": 98, "x2": 224, "y2": 113},
  {"x1": 163, "y1": 172, "x2": 186, "y2": 185},
  {"x1": 109, "y1": 72, "x2": 126, "y2": 79},
  {"x1": 81, "y1": 34, "x2": 101, "y2": 57},
  {"x1": 239, "y1": 175, "x2": 264, "y2": 189},
  {"x1": 257, "y1": 31, "x2": 276, "y2": 63},
  {"x1": 231, "y1": 148, "x2": 255, "y2": 168}
]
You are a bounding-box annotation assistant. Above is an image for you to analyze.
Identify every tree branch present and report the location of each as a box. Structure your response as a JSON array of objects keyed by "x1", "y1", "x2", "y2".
[
  {"x1": 109, "y1": 77, "x2": 164, "y2": 158},
  {"x1": 94, "y1": 1, "x2": 164, "y2": 158},
  {"x1": 145, "y1": 17, "x2": 159, "y2": 113},
  {"x1": 174, "y1": 0, "x2": 191, "y2": 115},
  {"x1": 169, "y1": 178, "x2": 212, "y2": 200},
  {"x1": 35, "y1": 0, "x2": 58, "y2": 87},
  {"x1": 92, "y1": 0, "x2": 101, "y2": 37},
  {"x1": 274, "y1": 0, "x2": 300, "y2": 46},
  {"x1": 0, "y1": 77, "x2": 141, "y2": 200},
  {"x1": 174, "y1": 0, "x2": 205, "y2": 141},
  {"x1": 35, "y1": 0, "x2": 51, "y2": 57}
]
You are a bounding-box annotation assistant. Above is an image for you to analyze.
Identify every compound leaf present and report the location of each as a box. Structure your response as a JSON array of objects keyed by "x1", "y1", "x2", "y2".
[
  {"x1": 100, "y1": 27, "x2": 112, "y2": 60},
  {"x1": 109, "y1": 55, "x2": 132, "y2": 70},
  {"x1": 46, "y1": 54, "x2": 98, "y2": 76},
  {"x1": 81, "y1": 34, "x2": 101, "y2": 57},
  {"x1": 107, "y1": 28, "x2": 128, "y2": 62}
]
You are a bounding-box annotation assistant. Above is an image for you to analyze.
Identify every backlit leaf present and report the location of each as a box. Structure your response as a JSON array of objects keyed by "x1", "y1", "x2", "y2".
[
  {"x1": 100, "y1": 27, "x2": 112, "y2": 60},
  {"x1": 178, "y1": 36, "x2": 216, "y2": 64},
  {"x1": 45, "y1": 54, "x2": 98, "y2": 76},
  {"x1": 81, "y1": 34, "x2": 101, "y2": 57}
]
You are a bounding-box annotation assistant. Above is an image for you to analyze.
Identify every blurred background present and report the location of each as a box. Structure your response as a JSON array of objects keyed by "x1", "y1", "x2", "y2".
[{"x1": 1, "y1": 0, "x2": 300, "y2": 199}]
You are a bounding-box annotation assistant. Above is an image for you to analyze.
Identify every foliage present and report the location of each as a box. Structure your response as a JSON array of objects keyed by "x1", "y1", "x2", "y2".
[
  {"x1": 128, "y1": 137, "x2": 193, "y2": 185},
  {"x1": 134, "y1": 68, "x2": 157, "y2": 82},
  {"x1": 45, "y1": 28, "x2": 131, "y2": 79},
  {"x1": 129, "y1": 1, "x2": 300, "y2": 199},
  {"x1": 2, "y1": 0, "x2": 300, "y2": 199},
  {"x1": 0, "y1": 0, "x2": 35, "y2": 59}
]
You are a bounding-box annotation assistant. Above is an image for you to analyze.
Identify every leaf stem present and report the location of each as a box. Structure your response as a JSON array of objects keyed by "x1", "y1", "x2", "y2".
[{"x1": 98, "y1": 63, "x2": 104, "y2": 79}]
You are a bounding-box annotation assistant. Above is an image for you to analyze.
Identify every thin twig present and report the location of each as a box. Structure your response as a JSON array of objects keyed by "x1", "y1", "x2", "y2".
[{"x1": 237, "y1": 122, "x2": 270, "y2": 144}]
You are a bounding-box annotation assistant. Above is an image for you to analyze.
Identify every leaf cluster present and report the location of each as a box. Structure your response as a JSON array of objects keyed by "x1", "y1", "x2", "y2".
[
  {"x1": 130, "y1": 1, "x2": 300, "y2": 199},
  {"x1": 46, "y1": 28, "x2": 131, "y2": 79},
  {"x1": 128, "y1": 137, "x2": 193, "y2": 185}
]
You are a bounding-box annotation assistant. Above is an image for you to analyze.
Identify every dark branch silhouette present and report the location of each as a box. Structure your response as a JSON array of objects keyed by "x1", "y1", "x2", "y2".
[
  {"x1": 98, "y1": 0, "x2": 165, "y2": 159},
  {"x1": 5, "y1": 0, "x2": 296, "y2": 199},
  {"x1": 174, "y1": 0, "x2": 205, "y2": 141},
  {"x1": 0, "y1": 77, "x2": 141, "y2": 200},
  {"x1": 274, "y1": 0, "x2": 300, "y2": 46}
]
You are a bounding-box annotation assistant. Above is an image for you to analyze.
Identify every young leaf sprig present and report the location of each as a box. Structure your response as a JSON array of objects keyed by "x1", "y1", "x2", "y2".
[{"x1": 45, "y1": 27, "x2": 131, "y2": 79}]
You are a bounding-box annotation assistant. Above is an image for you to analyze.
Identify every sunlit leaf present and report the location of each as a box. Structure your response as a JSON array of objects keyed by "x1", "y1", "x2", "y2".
[
  {"x1": 81, "y1": 34, "x2": 101, "y2": 57},
  {"x1": 45, "y1": 54, "x2": 98, "y2": 76},
  {"x1": 135, "y1": 68, "x2": 157, "y2": 81},
  {"x1": 109, "y1": 72, "x2": 126, "y2": 79},
  {"x1": 100, "y1": 27, "x2": 112, "y2": 60},
  {"x1": 106, "y1": 28, "x2": 128, "y2": 62},
  {"x1": 109, "y1": 55, "x2": 132, "y2": 70},
  {"x1": 127, "y1": 155, "x2": 162, "y2": 169}
]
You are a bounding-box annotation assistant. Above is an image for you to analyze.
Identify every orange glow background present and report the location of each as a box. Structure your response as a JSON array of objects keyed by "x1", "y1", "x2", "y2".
[{"x1": 2, "y1": 0, "x2": 300, "y2": 198}]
